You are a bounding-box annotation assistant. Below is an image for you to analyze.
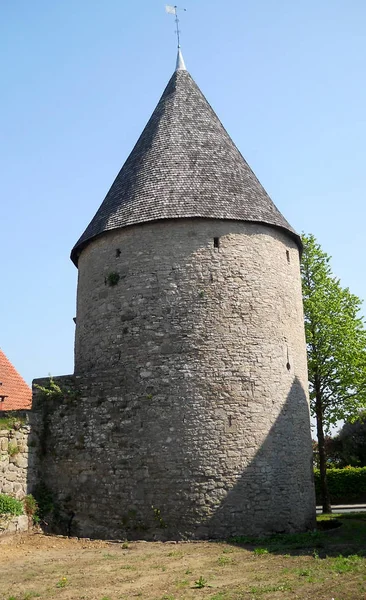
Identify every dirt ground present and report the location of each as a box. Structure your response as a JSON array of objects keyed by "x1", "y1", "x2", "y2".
[{"x1": 0, "y1": 521, "x2": 365, "y2": 600}]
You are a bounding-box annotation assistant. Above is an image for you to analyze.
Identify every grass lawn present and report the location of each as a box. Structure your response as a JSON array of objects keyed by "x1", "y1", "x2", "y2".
[{"x1": 0, "y1": 514, "x2": 365, "y2": 600}]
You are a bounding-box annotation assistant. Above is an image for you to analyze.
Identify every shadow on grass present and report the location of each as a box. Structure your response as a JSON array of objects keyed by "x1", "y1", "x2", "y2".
[{"x1": 226, "y1": 513, "x2": 366, "y2": 558}]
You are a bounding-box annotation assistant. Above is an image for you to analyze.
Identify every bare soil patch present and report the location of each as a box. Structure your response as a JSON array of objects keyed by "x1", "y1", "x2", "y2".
[{"x1": 0, "y1": 515, "x2": 365, "y2": 600}]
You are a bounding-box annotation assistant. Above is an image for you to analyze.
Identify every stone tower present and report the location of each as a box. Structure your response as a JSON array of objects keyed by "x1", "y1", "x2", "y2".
[{"x1": 33, "y1": 50, "x2": 315, "y2": 540}]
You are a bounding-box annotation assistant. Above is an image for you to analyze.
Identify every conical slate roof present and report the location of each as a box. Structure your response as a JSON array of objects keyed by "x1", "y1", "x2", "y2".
[{"x1": 71, "y1": 54, "x2": 300, "y2": 265}]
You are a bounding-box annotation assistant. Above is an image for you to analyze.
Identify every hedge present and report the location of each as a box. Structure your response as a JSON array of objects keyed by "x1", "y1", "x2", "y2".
[
  {"x1": 314, "y1": 467, "x2": 366, "y2": 503},
  {"x1": 0, "y1": 494, "x2": 24, "y2": 516}
]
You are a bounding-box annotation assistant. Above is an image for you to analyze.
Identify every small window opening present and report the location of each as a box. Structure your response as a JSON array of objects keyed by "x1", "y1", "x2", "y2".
[
  {"x1": 116, "y1": 248, "x2": 121, "y2": 257},
  {"x1": 286, "y1": 250, "x2": 290, "y2": 263},
  {"x1": 286, "y1": 362, "x2": 291, "y2": 371},
  {"x1": 214, "y1": 237, "x2": 220, "y2": 249}
]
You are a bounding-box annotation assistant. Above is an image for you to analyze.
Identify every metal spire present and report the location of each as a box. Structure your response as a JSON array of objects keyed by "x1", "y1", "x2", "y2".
[
  {"x1": 165, "y1": 5, "x2": 187, "y2": 49},
  {"x1": 176, "y1": 47, "x2": 186, "y2": 71}
]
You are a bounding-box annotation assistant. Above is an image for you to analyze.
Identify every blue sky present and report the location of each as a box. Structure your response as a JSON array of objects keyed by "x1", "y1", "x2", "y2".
[{"x1": 1, "y1": 0, "x2": 366, "y2": 388}]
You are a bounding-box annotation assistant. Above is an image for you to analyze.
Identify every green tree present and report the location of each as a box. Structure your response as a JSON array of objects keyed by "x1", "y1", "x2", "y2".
[
  {"x1": 301, "y1": 233, "x2": 366, "y2": 512},
  {"x1": 338, "y1": 410, "x2": 366, "y2": 467},
  {"x1": 312, "y1": 436, "x2": 344, "y2": 468}
]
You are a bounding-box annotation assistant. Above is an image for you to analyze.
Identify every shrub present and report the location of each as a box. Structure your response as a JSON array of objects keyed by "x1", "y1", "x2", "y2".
[
  {"x1": 24, "y1": 494, "x2": 39, "y2": 523},
  {"x1": 314, "y1": 467, "x2": 366, "y2": 502},
  {"x1": 34, "y1": 377, "x2": 63, "y2": 401},
  {"x1": 8, "y1": 443, "x2": 19, "y2": 457},
  {"x1": 106, "y1": 272, "x2": 120, "y2": 287},
  {"x1": 0, "y1": 414, "x2": 25, "y2": 430},
  {"x1": 194, "y1": 576, "x2": 207, "y2": 589},
  {"x1": 0, "y1": 494, "x2": 24, "y2": 516},
  {"x1": 34, "y1": 377, "x2": 80, "y2": 404},
  {"x1": 32, "y1": 481, "x2": 55, "y2": 521}
]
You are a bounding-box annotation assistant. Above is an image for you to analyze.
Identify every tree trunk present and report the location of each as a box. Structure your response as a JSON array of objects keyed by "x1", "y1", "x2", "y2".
[{"x1": 316, "y1": 399, "x2": 332, "y2": 513}]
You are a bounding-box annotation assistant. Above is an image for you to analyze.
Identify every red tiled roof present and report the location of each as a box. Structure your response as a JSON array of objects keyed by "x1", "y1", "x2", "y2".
[{"x1": 0, "y1": 349, "x2": 32, "y2": 411}]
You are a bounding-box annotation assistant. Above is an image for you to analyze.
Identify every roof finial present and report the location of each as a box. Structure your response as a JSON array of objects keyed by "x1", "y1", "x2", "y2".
[
  {"x1": 176, "y1": 47, "x2": 186, "y2": 71},
  {"x1": 165, "y1": 5, "x2": 187, "y2": 49}
]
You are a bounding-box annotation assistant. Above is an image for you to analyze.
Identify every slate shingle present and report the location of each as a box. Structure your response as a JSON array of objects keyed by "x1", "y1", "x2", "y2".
[{"x1": 71, "y1": 68, "x2": 300, "y2": 265}]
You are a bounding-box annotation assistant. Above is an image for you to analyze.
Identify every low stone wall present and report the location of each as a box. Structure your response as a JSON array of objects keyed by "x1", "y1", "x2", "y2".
[
  {"x1": 0, "y1": 514, "x2": 28, "y2": 536},
  {"x1": 0, "y1": 411, "x2": 35, "y2": 499}
]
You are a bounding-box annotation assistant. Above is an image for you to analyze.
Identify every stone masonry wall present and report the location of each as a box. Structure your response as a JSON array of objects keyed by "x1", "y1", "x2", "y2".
[
  {"x1": 30, "y1": 219, "x2": 316, "y2": 540},
  {"x1": 0, "y1": 412, "x2": 34, "y2": 499}
]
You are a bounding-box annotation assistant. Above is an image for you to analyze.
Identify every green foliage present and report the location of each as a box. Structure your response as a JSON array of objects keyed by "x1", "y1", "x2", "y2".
[
  {"x1": 312, "y1": 436, "x2": 344, "y2": 468},
  {"x1": 106, "y1": 272, "x2": 120, "y2": 287},
  {"x1": 337, "y1": 410, "x2": 366, "y2": 466},
  {"x1": 0, "y1": 494, "x2": 24, "y2": 516},
  {"x1": 296, "y1": 568, "x2": 311, "y2": 576},
  {"x1": 34, "y1": 377, "x2": 80, "y2": 405},
  {"x1": 167, "y1": 550, "x2": 183, "y2": 557},
  {"x1": 32, "y1": 481, "x2": 55, "y2": 521},
  {"x1": 331, "y1": 554, "x2": 363, "y2": 574},
  {"x1": 24, "y1": 495, "x2": 39, "y2": 524},
  {"x1": 253, "y1": 548, "x2": 269, "y2": 555},
  {"x1": 301, "y1": 233, "x2": 366, "y2": 429},
  {"x1": 249, "y1": 583, "x2": 291, "y2": 594},
  {"x1": 34, "y1": 377, "x2": 63, "y2": 401},
  {"x1": 301, "y1": 233, "x2": 366, "y2": 510},
  {"x1": 194, "y1": 576, "x2": 207, "y2": 588},
  {"x1": 56, "y1": 577, "x2": 68, "y2": 588},
  {"x1": 4, "y1": 595, "x2": 40, "y2": 600},
  {"x1": 318, "y1": 512, "x2": 366, "y2": 524},
  {"x1": 0, "y1": 417, "x2": 12, "y2": 430},
  {"x1": 0, "y1": 415, "x2": 25, "y2": 430},
  {"x1": 175, "y1": 579, "x2": 189, "y2": 588},
  {"x1": 230, "y1": 530, "x2": 324, "y2": 553},
  {"x1": 152, "y1": 505, "x2": 167, "y2": 528},
  {"x1": 1, "y1": 513, "x2": 366, "y2": 600},
  {"x1": 314, "y1": 467, "x2": 366, "y2": 502},
  {"x1": 8, "y1": 443, "x2": 19, "y2": 457},
  {"x1": 218, "y1": 555, "x2": 233, "y2": 565}
]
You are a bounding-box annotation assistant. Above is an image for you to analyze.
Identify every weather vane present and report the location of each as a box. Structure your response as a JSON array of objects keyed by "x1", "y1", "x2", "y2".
[{"x1": 165, "y1": 5, "x2": 187, "y2": 49}]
